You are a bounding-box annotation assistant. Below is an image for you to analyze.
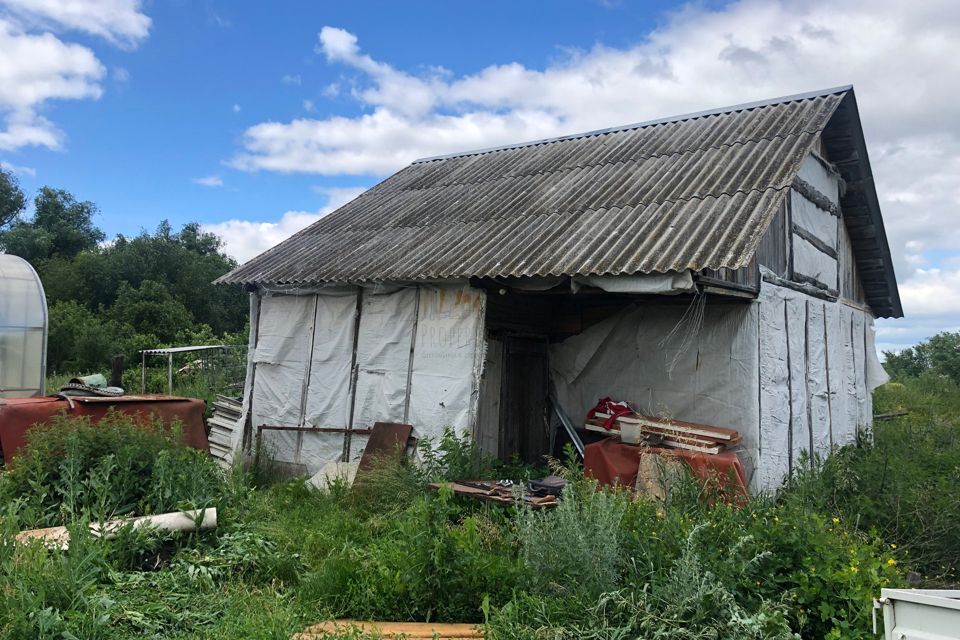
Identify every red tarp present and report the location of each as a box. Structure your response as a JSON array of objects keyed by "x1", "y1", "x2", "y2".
[
  {"x1": 0, "y1": 395, "x2": 209, "y2": 461},
  {"x1": 583, "y1": 438, "x2": 748, "y2": 497}
]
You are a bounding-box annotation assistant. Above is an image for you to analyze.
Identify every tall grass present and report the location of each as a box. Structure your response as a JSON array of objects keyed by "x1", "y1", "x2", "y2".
[
  {"x1": 0, "y1": 403, "x2": 939, "y2": 639},
  {"x1": 787, "y1": 376, "x2": 960, "y2": 585},
  {"x1": 0, "y1": 411, "x2": 225, "y2": 529}
]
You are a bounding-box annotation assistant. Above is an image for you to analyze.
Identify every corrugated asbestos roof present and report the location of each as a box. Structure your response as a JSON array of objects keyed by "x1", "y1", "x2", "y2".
[{"x1": 217, "y1": 86, "x2": 902, "y2": 317}]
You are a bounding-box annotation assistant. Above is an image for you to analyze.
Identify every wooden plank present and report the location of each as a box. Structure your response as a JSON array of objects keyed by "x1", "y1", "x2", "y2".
[
  {"x1": 619, "y1": 415, "x2": 740, "y2": 441},
  {"x1": 755, "y1": 199, "x2": 788, "y2": 277},
  {"x1": 427, "y1": 482, "x2": 558, "y2": 509},
  {"x1": 295, "y1": 620, "x2": 485, "y2": 639},
  {"x1": 792, "y1": 223, "x2": 839, "y2": 259}
]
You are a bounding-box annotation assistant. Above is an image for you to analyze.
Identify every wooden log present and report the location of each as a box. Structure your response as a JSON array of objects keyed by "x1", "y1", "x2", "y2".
[{"x1": 16, "y1": 508, "x2": 217, "y2": 550}]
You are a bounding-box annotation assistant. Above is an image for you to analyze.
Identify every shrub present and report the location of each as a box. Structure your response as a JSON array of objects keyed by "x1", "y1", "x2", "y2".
[
  {"x1": 418, "y1": 428, "x2": 546, "y2": 483},
  {"x1": 786, "y1": 378, "x2": 960, "y2": 585},
  {"x1": 614, "y1": 470, "x2": 901, "y2": 639},
  {"x1": 302, "y1": 486, "x2": 524, "y2": 623},
  {"x1": 0, "y1": 410, "x2": 225, "y2": 528},
  {"x1": 515, "y1": 479, "x2": 626, "y2": 599}
]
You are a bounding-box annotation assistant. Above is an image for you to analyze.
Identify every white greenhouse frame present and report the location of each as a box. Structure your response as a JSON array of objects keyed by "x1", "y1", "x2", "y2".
[{"x1": 0, "y1": 254, "x2": 48, "y2": 398}]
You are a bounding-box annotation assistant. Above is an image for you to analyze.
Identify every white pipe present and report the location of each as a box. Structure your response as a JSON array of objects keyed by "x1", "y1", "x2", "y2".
[{"x1": 16, "y1": 508, "x2": 217, "y2": 550}]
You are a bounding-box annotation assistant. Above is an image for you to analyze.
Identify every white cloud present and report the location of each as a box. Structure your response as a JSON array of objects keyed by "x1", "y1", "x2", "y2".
[
  {"x1": 0, "y1": 1, "x2": 151, "y2": 151},
  {"x1": 302, "y1": 99, "x2": 316, "y2": 113},
  {"x1": 281, "y1": 74, "x2": 301, "y2": 86},
  {"x1": 229, "y1": 0, "x2": 960, "y2": 348},
  {"x1": 0, "y1": 0, "x2": 150, "y2": 48},
  {"x1": 899, "y1": 269, "x2": 960, "y2": 318},
  {"x1": 233, "y1": 2, "x2": 960, "y2": 181},
  {"x1": 208, "y1": 12, "x2": 231, "y2": 29},
  {"x1": 0, "y1": 19, "x2": 105, "y2": 150},
  {"x1": 232, "y1": 103, "x2": 241, "y2": 113},
  {"x1": 877, "y1": 266, "x2": 960, "y2": 352},
  {"x1": 0, "y1": 160, "x2": 34, "y2": 176},
  {"x1": 202, "y1": 187, "x2": 365, "y2": 263},
  {"x1": 193, "y1": 175, "x2": 224, "y2": 187}
]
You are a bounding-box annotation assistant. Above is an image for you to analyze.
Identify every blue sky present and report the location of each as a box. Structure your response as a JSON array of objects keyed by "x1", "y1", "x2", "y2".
[
  {"x1": 3, "y1": 0, "x2": 695, "y2": 238},
  {"x1": 1, "y1": 0, "x2": 959, "y2": 353}
]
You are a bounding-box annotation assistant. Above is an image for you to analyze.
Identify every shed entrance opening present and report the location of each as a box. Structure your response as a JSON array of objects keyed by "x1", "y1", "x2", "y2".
[{"x1": 499, "y1": 336, "x2": 549, "y2": 463}]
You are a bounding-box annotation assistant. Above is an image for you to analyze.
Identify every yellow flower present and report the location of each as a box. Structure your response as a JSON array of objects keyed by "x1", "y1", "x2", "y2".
[
  {"x1": 887, "y1": 558, "x2": 897, "y2": 566},
  {"x1": 890, "y1": 544, "x2": 897, "y2": 549},
  {"x1": 832, "y1": 517, "x2": 840, "y2": 524},
  {"x1": 850, "y1": 566, "x2": 859, "y2": 573}
]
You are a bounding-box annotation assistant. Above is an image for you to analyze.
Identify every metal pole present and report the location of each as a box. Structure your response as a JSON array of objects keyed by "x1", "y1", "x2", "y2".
[
  {"x1": 141, "y1": 352, "x2": 146, "y2": 393},
  {"x1": 167, "y1": 353, "x2": 173, "y2": 395}
]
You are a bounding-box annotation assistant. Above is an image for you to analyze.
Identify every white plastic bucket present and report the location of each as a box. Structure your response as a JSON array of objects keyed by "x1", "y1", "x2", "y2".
[{"x1": 618, "y1": 418, "x2": 642, "y2": 444}]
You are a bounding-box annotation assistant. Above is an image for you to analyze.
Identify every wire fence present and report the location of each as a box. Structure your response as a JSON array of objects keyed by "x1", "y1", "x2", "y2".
[{"x1": 138, "y1": 345, "x2": 247, "y2": 399}]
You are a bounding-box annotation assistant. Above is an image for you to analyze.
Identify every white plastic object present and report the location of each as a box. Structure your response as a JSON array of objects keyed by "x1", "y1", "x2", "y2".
[
  {"x1": 618, "y1": 418, "x2": 643, "y2": 444},
  {"x1": 0, "y1": 254, "x2": 47, "y2": 398}
]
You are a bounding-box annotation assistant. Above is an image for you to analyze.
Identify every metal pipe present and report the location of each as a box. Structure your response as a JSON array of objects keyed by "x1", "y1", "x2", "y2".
[
  {"x1": 258, "y1": 425, "x2": 373, "y2": 435},
  {"x1": 402, "y1": 287, "x2": 421, "y2": 424},
  {"x1": 548, "y1": 391, "x2": 585, "y2": 458}
]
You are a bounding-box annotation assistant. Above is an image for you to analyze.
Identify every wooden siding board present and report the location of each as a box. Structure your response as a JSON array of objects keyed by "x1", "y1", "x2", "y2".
[{"x1": 756, "y1": 200, "x2": 789, "y2": 276}]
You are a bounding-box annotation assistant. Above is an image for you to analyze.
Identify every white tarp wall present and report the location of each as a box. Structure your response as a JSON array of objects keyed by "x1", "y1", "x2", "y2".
[
  {"x1": 236, "y1": 283, "x2": 485, "y2": 475},
  {"x1": 550, "y1": 278, "x2": 887, "y2": 493},
  {"x1": 550, "y1": 299, "x2": 763, "y2": 486},
  {"x1": 755, "y1": 280, "x2": 887, "y2": 490}
]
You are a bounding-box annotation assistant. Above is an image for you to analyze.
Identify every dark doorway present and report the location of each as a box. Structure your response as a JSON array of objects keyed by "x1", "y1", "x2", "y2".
[{"x1": 499, "y1": 336, "x2": 550, "y2": 463}]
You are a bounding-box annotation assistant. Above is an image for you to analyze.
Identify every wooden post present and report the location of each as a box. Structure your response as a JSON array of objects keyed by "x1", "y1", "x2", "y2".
[{"x1": 110, "y1": 354, "x2": 124, "y2": 388}]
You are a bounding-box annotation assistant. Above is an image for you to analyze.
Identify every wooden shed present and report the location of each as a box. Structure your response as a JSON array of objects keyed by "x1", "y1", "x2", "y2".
[{"x1": 217, "y1": 86, "x2": 900, "y2": 491}]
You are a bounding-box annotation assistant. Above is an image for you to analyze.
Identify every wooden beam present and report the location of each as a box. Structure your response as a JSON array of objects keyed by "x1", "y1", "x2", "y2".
[
  {"x1": 792, "y1": 224, "x2": 838, "y2": 259},
  {"x1": 762, "y1": 272, "x2": 838, "y2": 302}
]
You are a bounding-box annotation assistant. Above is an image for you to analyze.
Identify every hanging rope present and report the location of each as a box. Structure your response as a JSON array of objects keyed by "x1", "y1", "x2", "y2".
[{"x1": 659, "y1": 290, "x2": 706, "y2": 376}]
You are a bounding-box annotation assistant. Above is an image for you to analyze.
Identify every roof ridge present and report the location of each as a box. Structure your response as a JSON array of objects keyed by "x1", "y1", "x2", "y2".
[
  {"x1": 390, "y1": 129, "x2": 820, "y2": 195},
  {"x1": 412, "y1": 85, "x2": 851, "y2": 164},
  {"x1": 301, "y1": 184, "x2": 793, "y2": 238}
]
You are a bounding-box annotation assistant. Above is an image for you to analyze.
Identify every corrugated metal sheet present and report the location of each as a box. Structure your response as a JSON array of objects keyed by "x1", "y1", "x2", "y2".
[{"x1": 219, "y1": 90, "x2": 847, "y2": 286}]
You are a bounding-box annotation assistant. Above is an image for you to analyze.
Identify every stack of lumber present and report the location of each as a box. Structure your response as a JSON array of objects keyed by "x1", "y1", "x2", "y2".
[
  {"x1": 208, "y1": 395, "x2": 241, "y2": 468},
  {"x1": 587, "y1": 411, "x2": 740, "y2": 455},
  {"x1": 585, "y1": 412, "x2": 622, "y2": 434},
  {"x1": 624, "y1": 415, "x2": 740, "y2": 454}
]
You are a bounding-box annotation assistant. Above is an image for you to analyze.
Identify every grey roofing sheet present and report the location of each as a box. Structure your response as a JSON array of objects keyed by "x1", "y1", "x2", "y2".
[{"x1": 219, "y1": 90, "x2": 846, "y2": 286}]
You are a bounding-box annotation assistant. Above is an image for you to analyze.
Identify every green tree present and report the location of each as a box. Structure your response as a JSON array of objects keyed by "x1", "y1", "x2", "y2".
[
  {"x1": 110, "y1": 280, "x2": 195, "y2": 343},
  {"x1": 0, "y1": 187, "x2": 104, "y2": 261},
  {"x1": 0, "y1": 222, "x2": 53, "y2": 262},
  {"x1": 883, "y1": 331, "x2": 960, "y2": 383},
  {"x1": 0, "y1": 167, "x2": 26, "y2": 228},
  {"x1": 94, "y1": 221, "x2": 244, "y2": 334},
  {"x1": 47, "y1": 300, "x2": 126, "y2": 373},
  {"x1": 1, "y1": 182, "x2": 247, "y2": 373}
]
